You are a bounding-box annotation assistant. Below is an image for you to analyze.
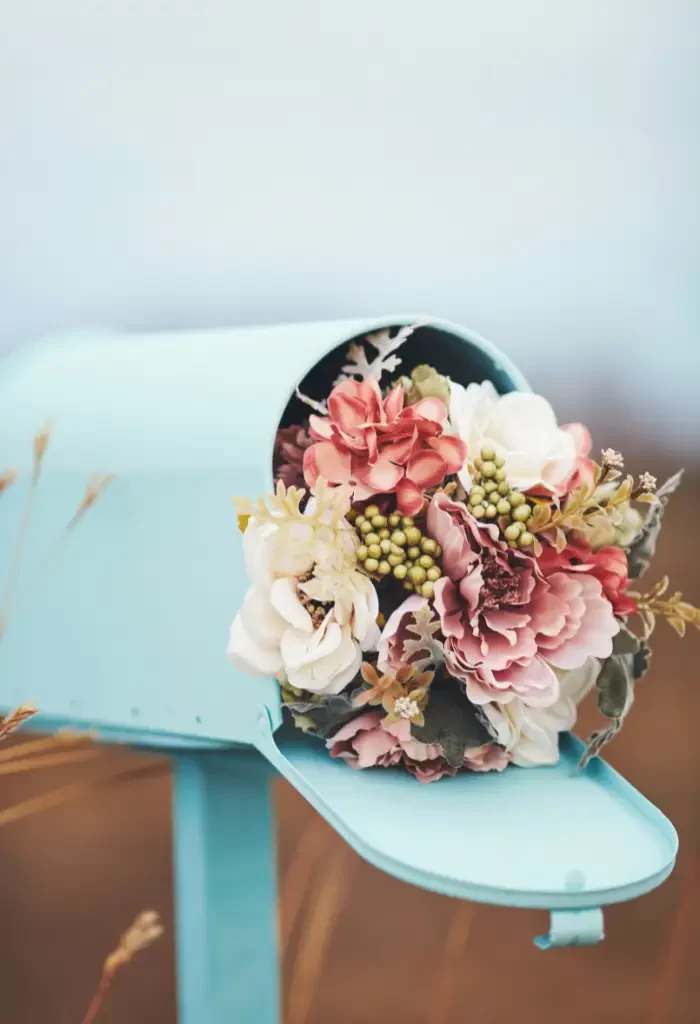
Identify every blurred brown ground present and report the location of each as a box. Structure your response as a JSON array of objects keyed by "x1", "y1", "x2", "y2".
[{"x1": 0, "y1": 463, "x2": 698, "y2": 1024}]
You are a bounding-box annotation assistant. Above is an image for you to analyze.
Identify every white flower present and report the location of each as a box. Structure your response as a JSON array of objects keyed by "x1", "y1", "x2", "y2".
[
  {"x1": 228, "y1": 547, "x2": 379, "y2": 695},
  {"x1": 299, "y1": 568, "x2": 380, "y2": 650},
  {"x1": 448, "y1": 380, "x2": 576, "y2": 493},
  {"x1": 482, "y1": 657, "x2": 600, "y2": 767},
  {"x1": 235, "y1": 478, "x2": 357, "y2": 578}
]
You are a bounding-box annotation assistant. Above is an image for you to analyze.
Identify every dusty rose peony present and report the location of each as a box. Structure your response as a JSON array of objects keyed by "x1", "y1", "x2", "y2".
[
  {"x1": 463, "y1": 742, "x2": 511, "y2": 772},
  {"x1": 537, "y1": 542, "x2": 638, "y2": 617},
  {"x1": 428, "y1": 493, "x2": 619, "y2": 707},
  {"x1": 406, "y1": 756, "x2": 459, "y2": 783},
  {"x1": 303, "y1": 378, "x2": 466, "y2": 515},
  {"x1": 327, "y1": 711, "x2": 443, "y2": 771},
  {"x1": 273, "y1": 425, "x2": 312, "y2": 489},
  {"x1": 377, "y1": 594, "x2": 431, "y2": 672}
]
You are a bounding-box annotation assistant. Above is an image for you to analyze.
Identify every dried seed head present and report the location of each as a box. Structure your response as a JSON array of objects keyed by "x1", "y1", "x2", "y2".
[
  {"x1": 104, "y1": 910, "x2": 164, "y2": 976},
  {"x1": 0, "y1": 703, "x2": 38, "y2": 740},
  {"x1": 0, "y1": 468, "x2": 18, "y2": 494},
  {"x1": 638, "y1": 472, "x2": 657, "y2": 493},
  {"x1": 32, "y1": 424, "x2": 52, "y2": 480},
  {"x1": 73, "y1": 474, "x2": 115, "y2": 522},
  {"x1": 601, "y1": 448, "x2": 624, "y2": 470}
]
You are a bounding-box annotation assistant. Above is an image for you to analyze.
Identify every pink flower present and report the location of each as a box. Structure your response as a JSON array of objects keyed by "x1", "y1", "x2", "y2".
[
  {"x1": 303, "y1": 378, "x2": 466, "y2": 515},
  {"x1": 559, "y1": 423, "x2": 596, "y2": 494},
  {"x1": 273, "y1": 425, "x2": 312, "y2": 489},
  {"x1": 428, "y1": 493, "x2": 619, "y2": 707},
  {"x1": 328, "y1": 712, "x2": 441, "y2": 767},
  {"x1": 377, "y1": 594, "x2": 430, "y2": 672},
  {"x1": 406, "y1": 756, "x2": 459, "y2": 783},
  {"x1": 537, "y1": 543, "x2": 638, "y2": 617},
  {"x1": 463, "y1": 742, "x2": 511, "y2": 772},
  {"x1": 327, "y1": 711, "x2": 404, "y2": 768}
]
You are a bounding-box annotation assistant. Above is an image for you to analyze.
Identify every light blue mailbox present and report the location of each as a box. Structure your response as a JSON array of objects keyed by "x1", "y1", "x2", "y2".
[{"x1": 0, "y1": 317, "x2": 678, "y2": 1022}]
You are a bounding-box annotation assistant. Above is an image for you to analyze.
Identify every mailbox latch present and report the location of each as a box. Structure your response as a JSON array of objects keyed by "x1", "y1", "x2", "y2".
[{"x1": 534, "y1": 908, "x2": 604, "y2": 949}]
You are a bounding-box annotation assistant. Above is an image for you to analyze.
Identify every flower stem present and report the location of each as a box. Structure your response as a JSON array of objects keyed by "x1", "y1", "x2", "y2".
[{"x1": 80, "y1": 971, "x2": 112, "y2": 1024}]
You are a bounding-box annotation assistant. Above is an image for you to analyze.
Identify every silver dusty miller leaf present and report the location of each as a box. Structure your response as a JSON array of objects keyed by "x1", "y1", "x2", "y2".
[
  {"x1": 401, "y1": 604, "x2": 445, "y2": 671},
  {"x1": 334, "y1": 322, "x2": 426, "y2": 385},
  {"x1": 625, "y1": 469, "x2": 684, "y2": 580}
]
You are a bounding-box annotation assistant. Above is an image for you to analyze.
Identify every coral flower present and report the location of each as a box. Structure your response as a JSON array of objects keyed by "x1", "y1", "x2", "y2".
[{"x1": 303, "y1": 378, "x2": 466, "y2": 515}]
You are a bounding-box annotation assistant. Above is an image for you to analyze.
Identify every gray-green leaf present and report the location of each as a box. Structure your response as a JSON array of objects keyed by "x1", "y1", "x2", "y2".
[
  {"x1": 626, "y1": 469, "x2": 684, "y2": 580},
  {"x1": 579, "y1": 625, "x2": 651, "y2": 769},
  {"x1": 284, "y1": 690, "x2": 362, "y2": 739},
  {"x1": 411, "y1": 684, "x2": 491, "y2": 768}
]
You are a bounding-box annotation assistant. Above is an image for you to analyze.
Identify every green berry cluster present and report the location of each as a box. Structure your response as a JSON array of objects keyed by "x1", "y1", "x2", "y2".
[
  {"x1": 350, "y1": 505, "x2": 443, "y2": 598},
  {"x1": 469, "y1": 446, "x2": 535, "y2": 550}
]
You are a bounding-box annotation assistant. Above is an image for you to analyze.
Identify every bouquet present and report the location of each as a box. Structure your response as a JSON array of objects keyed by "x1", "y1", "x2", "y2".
[{"x1": 228, "y1": 325, "x2": 698, "y2": 782}]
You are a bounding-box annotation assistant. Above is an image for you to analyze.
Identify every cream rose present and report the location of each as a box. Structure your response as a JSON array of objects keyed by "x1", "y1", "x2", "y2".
[
  {"x1": 228, "y1": 566, "x2": 379, "y2": 696},
  {"x1": 449, "y1": 380, "x2": 577, "y2": 493},
  {"x1": 481, "y1": 657, "x2": 600, "y2": 767}
]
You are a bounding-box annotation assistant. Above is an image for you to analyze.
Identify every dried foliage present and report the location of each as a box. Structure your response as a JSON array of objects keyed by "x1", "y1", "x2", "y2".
[
  {"x1": 629, "y1": 575, "x2": 700, "y2": 641},
  {"x1": 355, "y1": 661, "x2": 434, "y2": 727},
  {"x1": 529, "y1": 461, "x2": 657, "y2": 554}
]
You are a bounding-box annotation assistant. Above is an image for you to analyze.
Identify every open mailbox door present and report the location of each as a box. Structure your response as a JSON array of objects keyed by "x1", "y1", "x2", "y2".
[{"x1": 0, "y1": 317, "x2": 678, "y2": 1020}]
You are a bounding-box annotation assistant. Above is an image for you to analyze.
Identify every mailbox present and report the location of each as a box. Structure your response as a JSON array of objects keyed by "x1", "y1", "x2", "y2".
[{"x1": 0, "y1": 317, "x2": 678, "y2": 1023}]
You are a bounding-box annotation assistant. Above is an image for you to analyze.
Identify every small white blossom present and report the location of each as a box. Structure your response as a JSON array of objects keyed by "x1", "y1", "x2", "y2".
[
  {"x1": 638, "y1": 472, "x2": 657, "y2": 493},
  {"x1": 394, "y1": 696, "x2": 420, "y2": 720},
  {"x1": 601, "y1": 448, "x2": 624, "y2": 469}
]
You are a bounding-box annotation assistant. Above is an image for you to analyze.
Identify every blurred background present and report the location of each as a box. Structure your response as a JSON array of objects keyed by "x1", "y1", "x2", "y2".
[{"x1": 1, "y1": 2, "x2": 698, "y2": 1021}]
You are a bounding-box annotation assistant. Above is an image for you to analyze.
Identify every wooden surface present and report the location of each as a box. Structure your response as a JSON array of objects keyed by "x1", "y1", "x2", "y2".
[{"x1": 0, "y1": 465, "x2": 697, "y2": 1024}]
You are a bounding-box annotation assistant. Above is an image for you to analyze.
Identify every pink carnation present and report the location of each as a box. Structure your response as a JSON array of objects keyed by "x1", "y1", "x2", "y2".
[
  {"x1": 428, "y1": 493, "x2": 619, "y2": 707},
  {"x1": 303, "y1": 378, "x2": 466, "y2": 515}
]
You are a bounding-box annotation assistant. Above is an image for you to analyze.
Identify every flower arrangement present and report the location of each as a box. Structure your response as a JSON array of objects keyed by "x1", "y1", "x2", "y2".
[{"x1": 228, "y1": 325, "x2": 699, "y2": 781}]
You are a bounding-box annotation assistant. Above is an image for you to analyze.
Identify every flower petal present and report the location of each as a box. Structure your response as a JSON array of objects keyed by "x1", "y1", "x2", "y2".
[
  {"x1": 410, "y1": 396, "x2": 447, "y2": 423},
  {"x1": 426, "y1": 433, "x2": 467, "y2": 475},
  {"x1": 383, "y1": 384, "x2": 405, "y2": 421},
  {"x1": 406, "y1": 449, "x2": 446, "y2": 488},
  {"x1": 355, "y1": 452, "x2": 404, "y2": 493},
  {"x1": 303, "y1": 441, "x2": 352, "y2": 487},
  {"x1": 395, "y1": 476, "x2": 424, "y2": 515}
]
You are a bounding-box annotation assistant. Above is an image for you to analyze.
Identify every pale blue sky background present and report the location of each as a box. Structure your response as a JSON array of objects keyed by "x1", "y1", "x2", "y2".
[{"x1": 1, "y1": 2, "x2": 698, "y2": 453}]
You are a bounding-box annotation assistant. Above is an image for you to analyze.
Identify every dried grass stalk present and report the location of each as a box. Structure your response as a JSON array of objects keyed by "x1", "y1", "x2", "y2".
[
  {"x1": 0, "y1": 704, "x2": 38, "y2": 741},
  {"x1": 81, "y1": 910, "x2": 164, "y2": 1024},
  {"x1": 0, "y1": 728, "x2": 94, "y2": 763},
  {"x1": 0, "y1": 748, "x2": 104, "y2": 776},
  {"x1": 0, "y1": 761, "x2": 167, "y2": 828}
]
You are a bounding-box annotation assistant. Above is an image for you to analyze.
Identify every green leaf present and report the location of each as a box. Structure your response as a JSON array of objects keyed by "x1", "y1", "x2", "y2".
[
  {"x1": 411, "y1": 683, "x2": 491, "y2": 768},
  {"x1": 626, "y1": 469, "x2": 684, "y2": 580}
]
